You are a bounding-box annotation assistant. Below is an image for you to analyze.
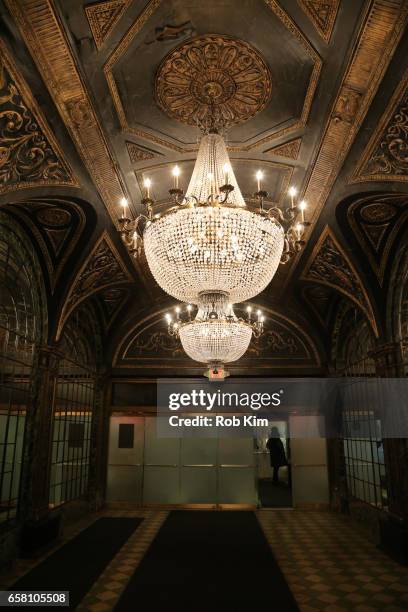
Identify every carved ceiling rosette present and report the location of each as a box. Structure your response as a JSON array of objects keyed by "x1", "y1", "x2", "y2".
[{"x1": 155, "y1": 34, "x2": 272, "y2": 127}]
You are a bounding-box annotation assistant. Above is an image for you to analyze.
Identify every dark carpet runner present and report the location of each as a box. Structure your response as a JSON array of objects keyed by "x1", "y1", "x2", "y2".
[
  {"x1": 12, "y1": 517, "x2": 142, "y2": 609},
  {"x1": 115, "y1": 511, "x2": 299, "y2": 611}
]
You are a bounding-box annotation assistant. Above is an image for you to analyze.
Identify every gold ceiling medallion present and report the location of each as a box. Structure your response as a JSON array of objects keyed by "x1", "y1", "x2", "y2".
[
  {"x1": 85, "y1": 0, "x2": 132, "y2": 50},
  {"x1": 155, "y1": 34, "x2": 272, "y2": 128},
  {"x1": 104, "y1": 0, "x2": 321, "y2": 152},
  {"x1": 297, "y1": 0, "x2": 340, "y2": 43}
]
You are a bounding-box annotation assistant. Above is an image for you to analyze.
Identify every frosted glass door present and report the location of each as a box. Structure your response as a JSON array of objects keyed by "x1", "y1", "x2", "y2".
[
  {"x1": 180, "y1": 437, "x2": 217, "y2": 503},
  {"x1": 217, "y1": 437, "x2": 256, "y2": 504},
  {"x1": 107, "y1": 416, "x2": 144, "y2": 503},
  {"x1": 143, "y1": 417, "x2": 180, "y2": 504}
]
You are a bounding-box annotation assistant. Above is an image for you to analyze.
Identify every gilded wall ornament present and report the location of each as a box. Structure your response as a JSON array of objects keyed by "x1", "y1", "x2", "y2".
[
  {"x1": 265, "y1": 138, "x2": 302, "y2": 160},
  {"x1": 4, "y1": 0, "x2": 134, "y2": 248},
  {"x1": 297, "y1": 0, "x2": 340, "y2": 42},
  {"x1": 347, "y1": 194, "x2": 408, "y2": 284},
  {"x1": 353, "y1": 69, "x2": 408, "y2": 182},
  {"x1": 58, "y1": 232, "x2": 133, "y2": 338},
  {"x1": 85, "y1": 0, "x2": 132, "y2": 50},
  {"x1": 0, "y1": 43, "x2": 75, "y2": 192},
  {"x1": 126, "y1": 141, "x2": 161, "y2": 163},
  {"x1": 301, "y1": 227, "x2": 378, "y2": 335},
  {"x1": 360, "y1": 202, "x2": 398, "y2": 223},
  {"x1": 282, "y1": 0, "x2": 408, "y2": 291},
  {"x1": 155, "y1": 34, "x2": 272, "y2": 127}
]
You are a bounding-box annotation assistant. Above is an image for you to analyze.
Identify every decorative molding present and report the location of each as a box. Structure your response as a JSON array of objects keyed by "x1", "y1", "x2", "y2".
[
  {"x1": 85, "y1": 0, "x2": 132, "y2": 50},
  {"x1": 4, "y1": 0, "x2": 127, "y2": 224},
  {"x1": 126, "y1": 141, "x2": 161, "y2": 163},
  {"x1": 8, "y1": 198, "x2": 85, "y2": 292},
  {"x1": 283, "y1": 0, "x2": 408, "y2": 288},
  {"x1": 347, "y1": 194, "x2": 408, "y2": 285},
  {"x1": 104, "y1": 0, "x2": 321, "y2": 152},
  {"x1": 0, "y1": 39, "x2": 75, "y2": 193},
  {"x1": 301, "y1": 226, "x2": 378, "y2": 336},
  {"x1": 155, "y1": 34, "x2": 272, "y2": 127},
  {"x1": 297, "y1": 0, "x2": 340, "y2": 43},
  {"x1": 265, "y1": 138, "x2": 302, "y2": 160},
  {"x1": 58, "y1": 231, "x2": 132, "y2": 337},
  {"x1": 353, "y1": 67, "x2": 408, "y2": 183}
]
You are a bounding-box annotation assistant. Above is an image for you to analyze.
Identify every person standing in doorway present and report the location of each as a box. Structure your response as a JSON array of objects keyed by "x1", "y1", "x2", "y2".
[{"x1": 266, "y1": 427, "x2": 287, "y2": 484}]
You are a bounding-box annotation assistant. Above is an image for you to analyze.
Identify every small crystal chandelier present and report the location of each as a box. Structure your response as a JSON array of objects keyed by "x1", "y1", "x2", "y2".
[
  {"x1": 164, "y1": 292, "x2": 265, "y2": 367},
  {"x1": 118, "y1": 127, "x2": 309, "y2": 369}
]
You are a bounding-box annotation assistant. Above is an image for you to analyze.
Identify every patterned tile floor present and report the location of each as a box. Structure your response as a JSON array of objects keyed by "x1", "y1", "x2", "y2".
[
  {"x1": 2, "y1": 509, "x2": 408, "y2": 611},
  {"x1": 258, "y1": 509, "x2": 408, "y2": 611}
]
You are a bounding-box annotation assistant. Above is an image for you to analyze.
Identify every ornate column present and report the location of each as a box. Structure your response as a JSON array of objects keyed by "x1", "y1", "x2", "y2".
[
  {"x1": 369, "y1": 342, "x2": 408, "y2": 520},
  {"x1": 87, "y1": 367, "x2": 111, "y2": 510},
  {"x1": 20, "y1": 346, "x2": 61, "y2": 522}
]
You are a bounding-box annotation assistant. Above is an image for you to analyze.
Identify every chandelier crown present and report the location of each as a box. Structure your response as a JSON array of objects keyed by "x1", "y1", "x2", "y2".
[{"x1": 185, "y1": 132, "x2": 246, "y2": 207}]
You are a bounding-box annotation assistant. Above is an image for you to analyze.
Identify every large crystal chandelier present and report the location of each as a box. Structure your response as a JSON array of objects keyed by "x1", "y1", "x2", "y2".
[
  {"x1": 166, "y1": 292, "x2": 263, "y2": 366},
  {"x1": 118, "y1": 128, "x2": 309, "y2": 370}
]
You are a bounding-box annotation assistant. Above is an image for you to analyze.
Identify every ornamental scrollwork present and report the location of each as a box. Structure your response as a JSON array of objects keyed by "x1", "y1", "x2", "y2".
[
  {"x1": 364, "y1": 86, "x2": 408, "y2": 178},
  {"x1": 67, "y1": 236, "x2": 130, "y2": 310},
  {"x1": 247, "y1": 329, "x2": 302, "y2": 357},
  {"x1": 302, "y1": 228, "x2": 377, "y2": 335},
  {"x1": 0, "y1": 53, "x2": 73, "y2": 189},
  {"x1": 128, "y1": 330, "x2": 183, "y2": 356}
]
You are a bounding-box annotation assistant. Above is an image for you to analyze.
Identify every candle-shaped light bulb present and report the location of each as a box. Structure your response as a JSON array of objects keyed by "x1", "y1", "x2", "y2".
[
  {"x1": 144, "y1": 177, "x2": 151, "y2": 199},
  {"x1": 187, "y1": 304, "x2": 192, "y2": 319},
  {"x1": 260, "y1": 315, "x2": 265, "y2": 324},
  {"x1": 132, "y1": 231, "x2": 138, "y2": 248},
  {"x1": 172, "y1": 165, "x2": 180, "y2": 189},
  {"x1": 296, "y1": 223, "x2": 303, "y2": 239},
  {"x1": 120, "y1": 197, "x2": 128, "y2": 219},
  {"x1": 175, "y1": 306, "x2": 181, "y2": 319},
  {"x1": 256, "y1": 170, "x2": 264, "y2": 192},
  {"x1": 223, "y1": 163, "x2": 230, "y2": 185},
  {"x1": 299, "y1": 200, "x2": 307, "y2": 223},
  {"x1": 165, "y1": 313, "x2": 172, "y2": 323},
  {"x1": 288, "y1": 186, "x2": 297, "y2": 208},
  {"x1": 257, "y1": 309, "x2": 262, "y2": 321}
]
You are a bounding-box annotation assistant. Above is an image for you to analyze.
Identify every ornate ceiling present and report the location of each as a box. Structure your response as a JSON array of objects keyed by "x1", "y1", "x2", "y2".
[{"x1": 0, "y1": 0, "x2": 407, "y2": 372}]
